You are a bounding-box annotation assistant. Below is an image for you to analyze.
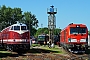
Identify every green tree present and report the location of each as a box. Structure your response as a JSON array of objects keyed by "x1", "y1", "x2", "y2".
[
  {"x1": 89, "y1": 30, "x2": 90, "y2": 34},
  {"x1": 35, "y1": 27, "x2": 61, "y2": 37},
  {"x1": 0, "y1": 5, "x2": 23, "y2": 28},
  {"x1": 22, "y1": 12, "x2": 38, "y2": 36},
  {"x1": 35, "y1": 27, "x2": 49, "y2": 37},
  {"x1": 54, "y1": 28, "x2": 61, "y2": 35},
  {"x1": 0, "y1": 5, "x2": 39, "y2": 36},
  {"x1": 31, "y1": 27, "x2": 37, "y2": 36}
]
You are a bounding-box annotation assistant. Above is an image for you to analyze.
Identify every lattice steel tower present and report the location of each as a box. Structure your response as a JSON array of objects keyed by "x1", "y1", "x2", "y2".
[{"x1": 47, "y1": 5, "x2": 57, "y2": 46}]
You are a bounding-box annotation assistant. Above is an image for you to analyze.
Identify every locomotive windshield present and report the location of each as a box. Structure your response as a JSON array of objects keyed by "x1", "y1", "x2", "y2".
[
  {"x1": 38, "y1": 36, "x2": 45, "y2": 38},
  {"x1": 14, "y1": 26, "x2": 20, "y2": 30},
  {"x1": 21, "y1": 26, "x2": 26, "y2": 30},
  {"x1": 37, "y1": 35, "x2": 49, "y2": 43},
  {"x1": 70, "y1": 27, "x2": 87, "y2": 34},
  {"x1": 11, "y1": 26, "x2": 27, "y2": 30},
  {"x1": 38, "y1": 35, "x2": 45, "y2": 41}
]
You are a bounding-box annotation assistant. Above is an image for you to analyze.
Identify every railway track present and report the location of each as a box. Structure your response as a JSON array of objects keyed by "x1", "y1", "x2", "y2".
[
  {"x1": 1, "y1": 46, "x2": 89, "y2": 60},
  {"x1": 61, "y1": 47, "x2": 89, "y2": 60}
]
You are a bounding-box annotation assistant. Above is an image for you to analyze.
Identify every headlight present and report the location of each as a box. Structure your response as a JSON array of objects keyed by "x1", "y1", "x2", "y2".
[
  {"x1": 71, "y1": 39, "x2": 77, "y2": 42},
  {"x1": 80, "y1": 39, "x2": 86, "y2": 42},
  {"x1": 68, "y1": 38, "x2": 77, "y2": 42}
]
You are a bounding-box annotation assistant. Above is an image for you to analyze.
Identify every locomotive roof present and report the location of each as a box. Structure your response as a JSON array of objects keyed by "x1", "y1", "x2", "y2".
[
  {"x1": 11, "y1": 23, "x2": 27, "y2": 26},
  {"x1": 60, "y1": 23, "x2": 87, "y2": 32},
  {"x1": 1, "y1": 23, "x2": 27, "y2": 32},
  {"x1": 68, "y1": 23, "x2": 87, "y2": 28},
  {"x1": 65, "y1": 23, "x2": 87, "y2": 28},
  {"x1": 68, "y1": 23, "x2": 86, "y2": 26}
]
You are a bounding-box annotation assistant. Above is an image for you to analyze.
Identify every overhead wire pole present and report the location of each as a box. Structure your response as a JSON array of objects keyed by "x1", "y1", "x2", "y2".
[{"x1": 47, "y1": 5, "x2": 57, "y2": 48}]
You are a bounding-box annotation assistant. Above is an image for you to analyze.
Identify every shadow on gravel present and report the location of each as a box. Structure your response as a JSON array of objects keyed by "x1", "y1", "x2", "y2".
[
  {"x1": 0, "y1": 53, "x2": 12, "y2": 58},
  {"x1": 27, "y1": 48, "x2": 59, "y2": 53},
  {"x1": 0, "y1": 48, "x2": 22, "y2": 58},
  {"x1": 85, "y1": 49, "x2": 90, "y2": 54},
  {"x1": 0, "y1": 47, "x2": 61, "y2": 58},
  {"x1": 0, "y1": 48, "x2": 11, "y2": 58},
  {"x1": 0, "y1": 51, "x2": 26, "y2": 58}
]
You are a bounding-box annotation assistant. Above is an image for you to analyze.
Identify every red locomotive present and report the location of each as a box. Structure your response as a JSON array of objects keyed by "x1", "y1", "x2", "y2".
[
  {"x1": 0, "y1": 22, "x2": 30, "y2": 51},
  {"x1": 60, "y1": 23, "x2": 88, "y2": 53}
]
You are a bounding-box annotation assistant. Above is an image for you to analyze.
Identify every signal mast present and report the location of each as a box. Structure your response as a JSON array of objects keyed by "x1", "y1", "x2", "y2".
[{"x1": 47, "y1": 5, "x2": 57, "y2": 47}]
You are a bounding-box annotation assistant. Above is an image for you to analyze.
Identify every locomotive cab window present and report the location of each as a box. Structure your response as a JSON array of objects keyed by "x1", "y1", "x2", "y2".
[
  {"x1": 79, "y1": 27, "x2": 86, "y2": 34},
  {"x1": 21, "y1": 26, "x2": 26, "y2": 30},
  {"x1": 70, "y1": 27, "x2": 87, "y2": 34},
  {"x1": 38, "y1": 36, "x2": 45, "y2": 38},
  {"x1": 11, "y1": 26, "x2": 14, "y2": 30},
  {"x1": 14, "y1": 26, "x2": 20, "y2": 30}
]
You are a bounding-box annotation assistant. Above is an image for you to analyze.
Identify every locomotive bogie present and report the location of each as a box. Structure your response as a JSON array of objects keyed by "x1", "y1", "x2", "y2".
[{"x1": 3, "y1": 44, "x2": 30, "y2": 51}]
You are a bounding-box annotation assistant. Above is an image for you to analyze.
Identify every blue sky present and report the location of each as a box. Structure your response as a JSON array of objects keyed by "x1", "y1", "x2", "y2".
[{"x1": 0, "y1": 0, "x2": 90, "y2": 30}]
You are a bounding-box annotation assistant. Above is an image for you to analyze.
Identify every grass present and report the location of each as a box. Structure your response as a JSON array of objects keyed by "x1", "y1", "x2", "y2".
[
  {"x1": 31, "y1": 44, "x2": 41, "y2": 47},
  {"x1": 0, "y1": 51, "x2": 11, "y2": 53},
  {"x1": 31, "y1": 44, "x2": 66, "y2": 54},
  {"x1": 42, "y1": 45, "x2": 65, "y2": 54},
  {"x1": 0, "y1": 51, "x2": 12, "y2": 58}
]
